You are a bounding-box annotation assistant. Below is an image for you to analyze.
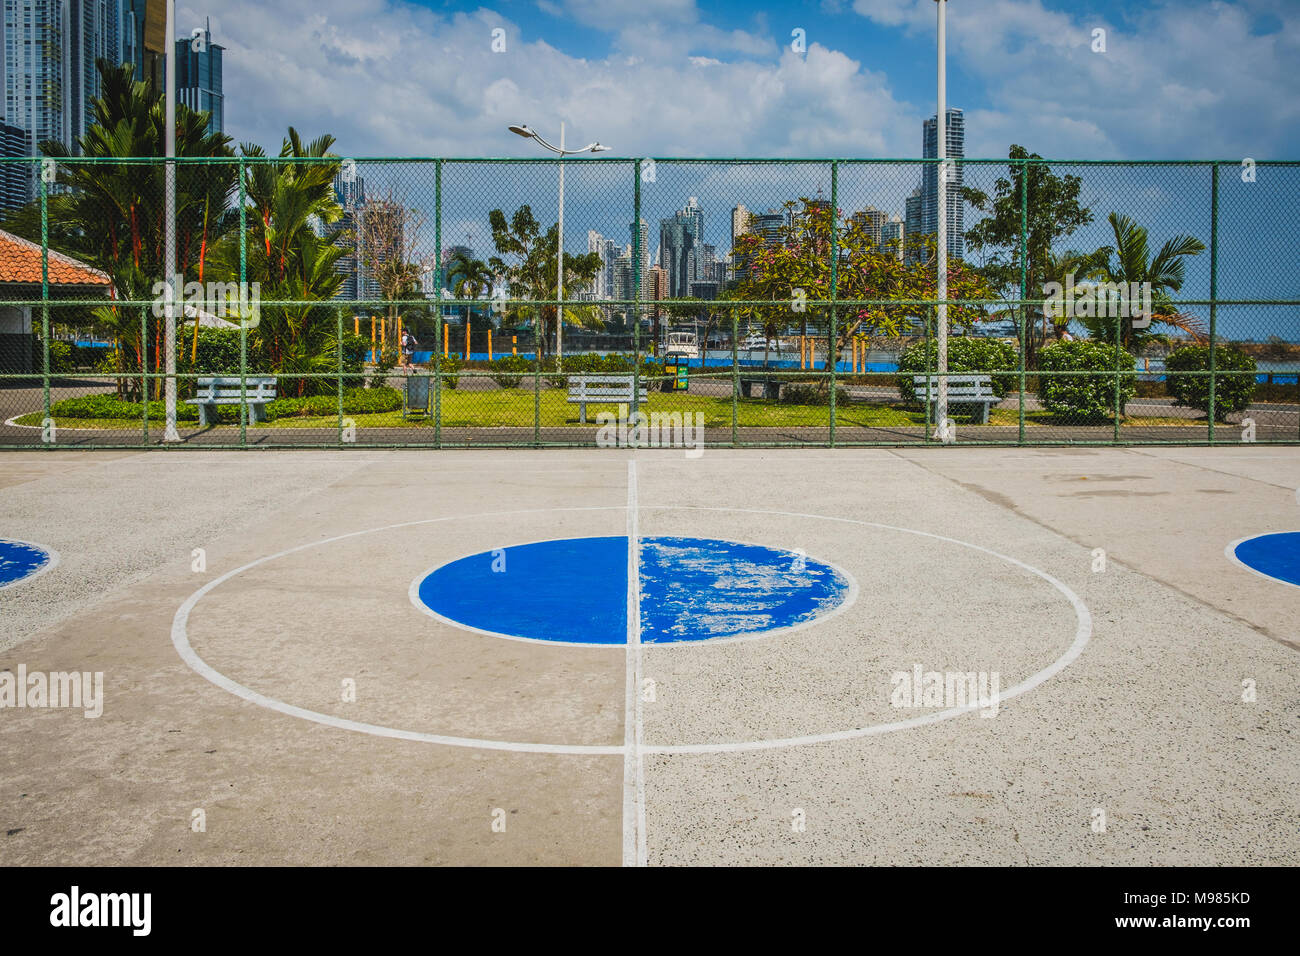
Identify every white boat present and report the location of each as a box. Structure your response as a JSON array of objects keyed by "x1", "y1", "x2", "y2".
[{"x1": 662, "y1": 330, "x2": 700, "y2": 358}]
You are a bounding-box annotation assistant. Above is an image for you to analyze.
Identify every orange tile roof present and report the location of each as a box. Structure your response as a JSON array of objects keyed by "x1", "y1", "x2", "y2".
[{"x1": 0, "y1": 228, "x2": 111, "y2": 287}]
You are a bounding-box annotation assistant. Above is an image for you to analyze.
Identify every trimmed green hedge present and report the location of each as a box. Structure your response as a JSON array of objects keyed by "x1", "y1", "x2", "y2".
[
  {"x1": 897, "y1": 337, "x2": 1019, "y2": 402},
  {"x1": 48, "y1": 386, "x2": 402, "y2": 423},
  {"x1": 544, "y1": 353, "x2": 665, "y2": 388},
  {"x1": 1038, "y1": 340, "x2": 1135, "y2": 423},
  {"x1": 1165, "y1": 344, "x2": 1257, "y2": 421},
  {"x1": 488, "y1": 354, "x2": 531, "y2": 388}
]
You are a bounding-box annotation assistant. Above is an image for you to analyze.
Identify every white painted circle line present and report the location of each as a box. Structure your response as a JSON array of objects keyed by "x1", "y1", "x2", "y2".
[
  {"x1": 1224, "y1": 532, "x2": 1300, "y2": 593},
  {"x1": 0, "y1": 538, "x2": 60, "y2": 591},
  {"x1": 171, "y1": 505, "x2": 1091, "y2": 757}
]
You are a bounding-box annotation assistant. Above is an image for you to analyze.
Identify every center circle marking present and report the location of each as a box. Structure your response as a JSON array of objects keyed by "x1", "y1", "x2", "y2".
[{"x1": 170, "y1": 506, "x2": 1092, "y2": 755}]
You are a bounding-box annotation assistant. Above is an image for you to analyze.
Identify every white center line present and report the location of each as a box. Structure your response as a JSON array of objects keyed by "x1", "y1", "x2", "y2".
[{"x1": 623, "y1": 458, "x2": 647, "y2": 866}]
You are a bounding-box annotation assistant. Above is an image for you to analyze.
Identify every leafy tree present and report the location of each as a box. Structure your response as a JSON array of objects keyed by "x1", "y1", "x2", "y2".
[
  {"x1": 486, "y1": 205, "x2": 602, "y2": 358},
  {"x1": 207, "y1": 129, "x2": 347, "y2": 394},
  {"x1": 963, "y1": 146, "x2": 1094, "y2": 368},
  {"x1": 1072, "y1": 213, "x2": 1206, "y2": 352},
  {"x1": 446, "y1": 250, "x2": 495, "y2": 330},
  {"x1": 4, "y1": 60, "x2": 235, "y2": 398},
  {"x1": 731, "y1": 197, "x2": 992, "y2": 369}
]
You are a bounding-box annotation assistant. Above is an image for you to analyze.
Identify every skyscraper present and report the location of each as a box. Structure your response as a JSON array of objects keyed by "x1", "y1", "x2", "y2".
[
  {"x1": 2, "y1": 0, "x2": 120, "y2": 158},
  {"x1": 176, "y1": 18, "x2": 223, "y2": 135},
  {"x1": 880, "y1": 215, "x2": 904, "y2": 261},
  {"x1": 121, "y1": 0, "x2": 165, "y2": 88},
  {"x1": 586, "y1": 229, "x2": 607, "y2": 298},
  {"x1": 849, "y1": 206, "x2": 888, "y2": 249},
  {"x1": 659, "y1": 197, "x2": 704, "y2": 298},
  {"x1": 921, "y1": 108, "x2": 964, "y2": 260},
  {"x1": 904, "y1": 188, "x2": 924, "y2": 265},
  {"x1": 629, "y1": 217, "x2": 649, "y2": 282},
  {"x1": 0, "y1": 118, "x2": 27, "y2": 211}
]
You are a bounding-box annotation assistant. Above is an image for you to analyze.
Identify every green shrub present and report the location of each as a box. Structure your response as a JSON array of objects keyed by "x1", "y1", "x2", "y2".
[
  {"x1": 897, "y1": 337, "x2": 1019, "y2": 402},
  {"x1": 1038, "y1": 340, "x2": 1135, "y2": 422},
  {"x1": 430, "y1": 352, "x2": 462, "y2": 389},
  {"x1": 48, "y1": 386, "x2": 402, "y2": 423},
  {"x1": 780, "y1": 381, "x2": 851, "y2": 406},
  {"x1": 1165, "y1": 344, "x2": 1257, "y2": 421},
  {"x1": 368, "y1": 346, "x2": 398, "y2": 389},
  {"x1": 32, "y1": 339, "x2": 73, "y2": 374},
  {"x1": 488, "y1": 354, "x2": 532, "y2": 388}
]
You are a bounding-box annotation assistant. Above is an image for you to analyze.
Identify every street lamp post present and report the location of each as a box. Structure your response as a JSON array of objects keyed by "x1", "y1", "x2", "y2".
[
  {"x1": 508, "y1": 124, "x2": 608, "y2": 365},
  {"x1": 162, "y1": 0, "x2": 179, "y2": 441},
  {"x1": 934, "y1": 0, "x2": 949, "y2": 438}
]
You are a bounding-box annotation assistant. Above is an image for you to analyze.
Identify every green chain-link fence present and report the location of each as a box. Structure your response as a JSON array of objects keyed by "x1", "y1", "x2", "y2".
[{"x1": 0, "y1": 156, "x2": 1295, "y2": 449}]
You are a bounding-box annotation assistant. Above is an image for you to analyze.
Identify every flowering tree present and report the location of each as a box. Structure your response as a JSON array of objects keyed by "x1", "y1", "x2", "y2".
[{"x1": 731, "y1": 198, "x2": 992, "y2": 366}]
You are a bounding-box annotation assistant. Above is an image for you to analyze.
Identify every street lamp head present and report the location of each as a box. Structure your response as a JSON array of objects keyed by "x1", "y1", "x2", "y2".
[
  {"x1": 508, "y1": 124, "x2": 535, "y2": 138},
  {"x1": 590, "y1": 143, "x2": 609, "y2": 152}
]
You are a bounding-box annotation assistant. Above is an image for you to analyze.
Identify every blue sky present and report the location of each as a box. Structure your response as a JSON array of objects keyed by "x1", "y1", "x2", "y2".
[{"x1": 183, "y1": 0, "x2": 1299, "y2": 160}]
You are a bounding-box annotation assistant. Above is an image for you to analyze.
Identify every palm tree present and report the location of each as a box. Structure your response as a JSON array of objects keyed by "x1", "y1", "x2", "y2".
[
  {"x1": 10, "y1": 60, "x2": 235, "y2": 398},
  {"x1": 1076, "y1": 213, "x2": 1207, "y2": 351},
  {"x1": 207, "y1": 129, "x2": 347, "y2": 393},
  {"x1": 446, "y1": 251, "x2": 494, "y2": 332},
  {"x1": 1038, "y1": 248, "x2": 1110, "y2": 344}
]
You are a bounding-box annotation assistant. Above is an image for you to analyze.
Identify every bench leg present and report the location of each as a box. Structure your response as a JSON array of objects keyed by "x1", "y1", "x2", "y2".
[
  {"x1": 249, "y1": 403, "x2": 264, "y2": 425},
  {"x1": 198, "y1": 404, "x2": 209, "y2": 427},
  {"x1": 579, "y1": 402, "x2": 587, "y2": 425}
]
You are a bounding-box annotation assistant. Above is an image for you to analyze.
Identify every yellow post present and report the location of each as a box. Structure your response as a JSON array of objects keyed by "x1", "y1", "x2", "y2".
[
  {"x1": 512, "y1": 335, "x2": 518, "y2": 356},
  {"x1": 443, "y1": 324, "x2": 449, "y2": 357},
  {"x1": 465, "y1": 321, "x2": 471, "y2": 359},
  {"x1": 487, "y1": 330, "x2": 493, "y2": 362},
  {"x1": 370, "y1": 317, "x2": 376, "y2": 343}
]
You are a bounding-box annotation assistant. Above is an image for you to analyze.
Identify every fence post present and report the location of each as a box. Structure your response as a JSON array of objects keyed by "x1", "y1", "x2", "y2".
[
  {"x1": 336, "y1": 305, "x2": 344, "y2": 445},
  {"x1": 40, "y1": 159, "x2": 50, "y2": 446},
  {"x1": 731, "y1": 308, "x2": 739, "y2": 446},
  {"x1": 632, "y1": 159, "x2": 642, "y2": 422},
  {"x1": 1113, "y1": 305, "x2": 1122, "y2": 443},
  {"x1": 238, "y1": 155, "x2": 248, "y2": 449},
  {"x1": 141, "y1": 306, "x2": 149, "y2": 443},
  {"x1": 924, "y1": 307, "x2": 933, "y2": 441},
  {"x1": 435, "y1": 159, "x2": 443, "y2": 449},
  {"x1": 1208, "y1": 162, "x2": 1219, "y2": 442},
  {"x1": 828, "y1": 159, "x2": 838, "y2": 448},
  {"x1": 1018, "y1": 157, "x2": 1028, "y2": 444}
]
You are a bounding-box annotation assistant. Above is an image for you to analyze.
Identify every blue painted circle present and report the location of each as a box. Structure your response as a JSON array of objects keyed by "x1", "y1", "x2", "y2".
[
  {"x1": 1232, "y1": 532, "x2": 1300, "y2": 588},
  {"x1": 0, "y1": 538, "x2": 53, "y2": 589},
  {"x1": 415, "y1": 536, "x2": 851, "y2": 645}
]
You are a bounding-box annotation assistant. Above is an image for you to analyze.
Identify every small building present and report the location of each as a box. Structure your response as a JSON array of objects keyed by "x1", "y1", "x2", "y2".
[{"x1": 0, "y1": 228, "x2": 111, "y2": 373}]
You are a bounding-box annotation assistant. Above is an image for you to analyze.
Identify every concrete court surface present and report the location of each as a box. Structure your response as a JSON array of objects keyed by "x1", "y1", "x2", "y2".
[{"x1": 0, "y1": 446, "x2": 1296, "y2": 866}]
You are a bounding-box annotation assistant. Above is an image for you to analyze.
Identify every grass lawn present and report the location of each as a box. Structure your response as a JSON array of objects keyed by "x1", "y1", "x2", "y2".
[{"x1": 15, "y1": 389, "x2": 1202, "y2": 431}]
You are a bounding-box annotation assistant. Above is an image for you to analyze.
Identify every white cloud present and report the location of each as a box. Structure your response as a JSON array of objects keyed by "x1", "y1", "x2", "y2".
[
  {"x1": 851, "y1": 0, "x2": 1300, "y2": 159},
  {"x1": 178, "y1": 0, "x2": 915, "y2": 160}
]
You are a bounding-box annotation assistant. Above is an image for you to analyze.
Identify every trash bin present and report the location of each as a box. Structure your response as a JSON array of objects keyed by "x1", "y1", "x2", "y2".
[
  {"x1": 404, "y1": 374, "x2": 431, "y2": 420},
  {"x1": 662, "y1": 351, "x2": 691, "y2": 392}
]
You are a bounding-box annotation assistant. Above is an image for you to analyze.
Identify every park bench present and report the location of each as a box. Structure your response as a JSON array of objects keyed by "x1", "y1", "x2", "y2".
[
  {"x1": 194, "y1": 376, "x2": 277, "y2": 426},
  {"x1": 739, "y1": 375, "x2": 782, "y2": 400},
  {"x1": 566, "y1": 374, "x2": 648, "y2": 424},
  {"x1": 912, "y1": 374, "x2": 999, "y2": 424}
]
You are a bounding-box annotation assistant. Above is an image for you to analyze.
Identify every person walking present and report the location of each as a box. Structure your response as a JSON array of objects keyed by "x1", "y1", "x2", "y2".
[{"x1": 400, "y1": 328, "x2": 418, "y2": 371}]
